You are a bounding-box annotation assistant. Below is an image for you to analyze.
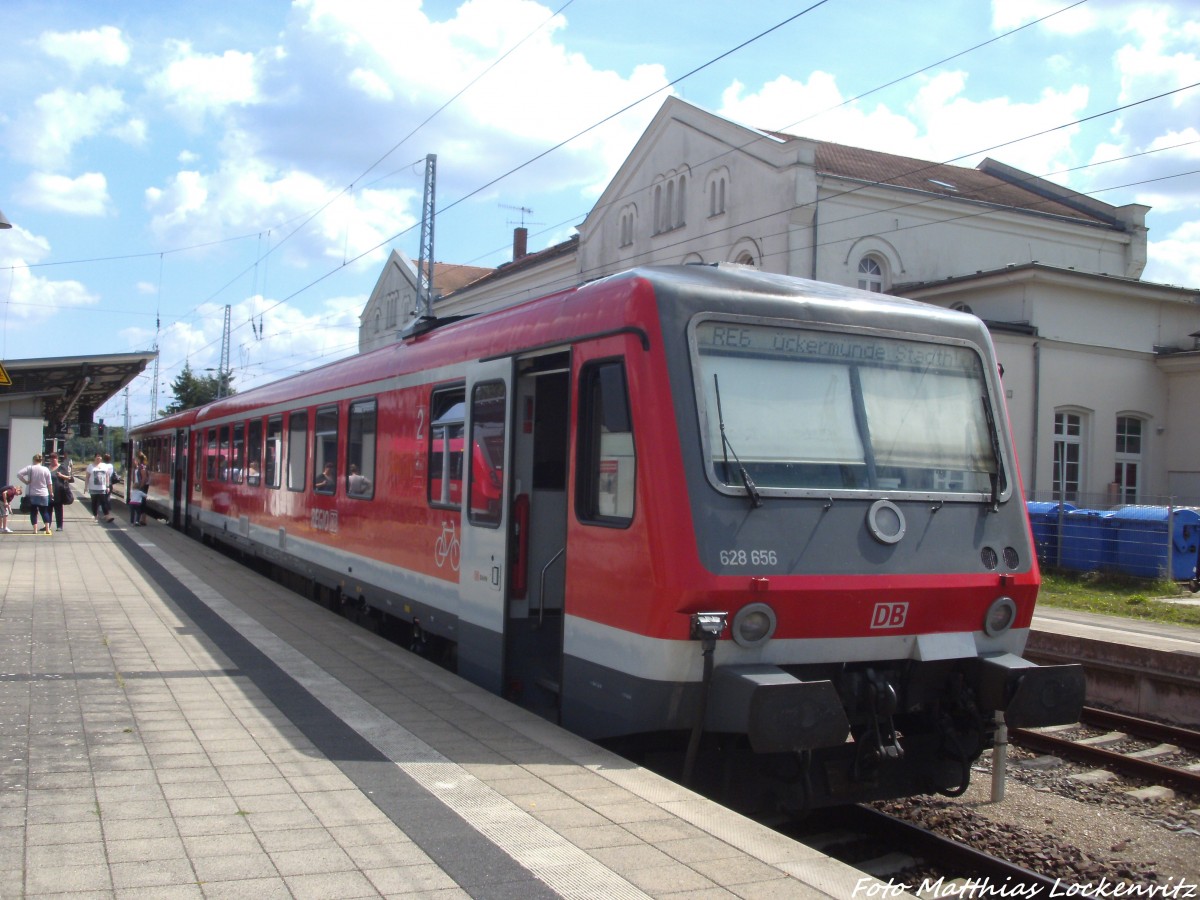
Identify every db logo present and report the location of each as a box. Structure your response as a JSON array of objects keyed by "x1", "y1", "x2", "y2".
[{"x1": 871, "y1": 602, "x2": 908, "y2": 629}]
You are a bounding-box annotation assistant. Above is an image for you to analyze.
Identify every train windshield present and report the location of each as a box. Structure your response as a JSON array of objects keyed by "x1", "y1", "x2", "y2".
[{"x1": 692, "y1": 319, "x2": 1003, "y2": 499}]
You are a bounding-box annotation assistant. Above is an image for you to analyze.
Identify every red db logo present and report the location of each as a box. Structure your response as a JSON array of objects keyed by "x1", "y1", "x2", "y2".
[{"x1": 871, "y1": 602, "x2": 908, "y2": 629}]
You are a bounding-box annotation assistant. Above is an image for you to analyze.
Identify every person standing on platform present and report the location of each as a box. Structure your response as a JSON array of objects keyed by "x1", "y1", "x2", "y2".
[
  {"x1": 17, "y1": 454, "x2": 55, "y2": 534},
  {"x1": 130, "y1": 451, "x2": 149, "y2": 526},
  {"x1": 86, "y1": 453, "x2": 114, "y2": 523},
  {"x1": 0, "y1": 484, "x2": 20, "y2": 533},
  {"x1": 47, "y1": 451, "x2": 72, "y2": 531}
]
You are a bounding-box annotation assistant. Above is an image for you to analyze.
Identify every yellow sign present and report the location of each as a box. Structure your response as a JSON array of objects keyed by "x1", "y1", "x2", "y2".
[{"x1": 0, "y1": 361, "x2": 10, "y2": 387}]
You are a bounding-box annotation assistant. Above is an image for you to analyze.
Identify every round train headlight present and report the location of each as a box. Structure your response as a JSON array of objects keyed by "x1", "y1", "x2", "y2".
[
  {"x1": 983, "y1": 596, "x2": 1017, "y2": 637},
  {"x1": 732, "y1": 602, "x2": 777, "y2": 648}
]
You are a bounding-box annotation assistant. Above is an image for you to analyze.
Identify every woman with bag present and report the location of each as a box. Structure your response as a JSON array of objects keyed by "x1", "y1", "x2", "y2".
[
  {"x1": 130, "y1": 452, "x2": 149, "y2": 526},
  {"x1": 17, "y1": 454, "x2": 55, "y2": 534}
]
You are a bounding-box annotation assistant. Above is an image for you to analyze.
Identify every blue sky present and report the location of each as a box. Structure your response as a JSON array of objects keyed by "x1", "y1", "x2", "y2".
[{"x1": 2, "y1": 0, "x2": 1197, "y2": 427}]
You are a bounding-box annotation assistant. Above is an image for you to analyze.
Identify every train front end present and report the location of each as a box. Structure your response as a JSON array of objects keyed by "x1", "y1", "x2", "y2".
[{"x1": 652, "y1": 266, "x2": 1085, "y2": 809}]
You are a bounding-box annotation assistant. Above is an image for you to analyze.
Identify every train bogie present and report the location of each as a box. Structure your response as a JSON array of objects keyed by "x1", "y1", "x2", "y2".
[{"x1": 132, "y1": 264, "x2": 1084, "y2": 809}]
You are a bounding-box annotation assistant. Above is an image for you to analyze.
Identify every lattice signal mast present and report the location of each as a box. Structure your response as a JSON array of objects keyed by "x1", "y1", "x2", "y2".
[
  {"x1": 217, "y1": 304, "x2": 231, "y2": 399},
  {"x1": 415, "y1": 154, "x2": 437, "y2": 319}
]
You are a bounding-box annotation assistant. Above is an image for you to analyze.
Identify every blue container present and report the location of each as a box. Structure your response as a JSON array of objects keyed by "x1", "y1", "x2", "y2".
[
  {"x1": 1025, "y1": 502, "x2": 1076, "y2": 565},
  {"x1": 1109, "y1": 507, "x2": 1200, "y2": 581},
  {"x1": 1058, "y1": 509, "x2": 1116, "y2": 573}
]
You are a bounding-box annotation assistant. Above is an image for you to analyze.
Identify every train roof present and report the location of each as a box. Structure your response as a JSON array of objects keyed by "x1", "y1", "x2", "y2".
[{"x1": 134, "y1": 265, "x2": 987, "y2": 432}]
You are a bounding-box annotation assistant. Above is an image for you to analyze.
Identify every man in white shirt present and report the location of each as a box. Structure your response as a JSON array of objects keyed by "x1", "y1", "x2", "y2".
[{"x1": 86, "y1": 454, "x2": 115, "y2": 523}]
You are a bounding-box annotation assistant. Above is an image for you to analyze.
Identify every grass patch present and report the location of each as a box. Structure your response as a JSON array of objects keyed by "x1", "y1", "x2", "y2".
[{"x1": 1038, "y1": 569, "x2": 1200, "y2": 627}]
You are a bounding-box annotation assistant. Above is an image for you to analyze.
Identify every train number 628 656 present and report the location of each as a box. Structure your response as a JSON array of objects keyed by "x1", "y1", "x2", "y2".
[{"x1": 719, "y1": 549, "x2": 778, "y2": 566}]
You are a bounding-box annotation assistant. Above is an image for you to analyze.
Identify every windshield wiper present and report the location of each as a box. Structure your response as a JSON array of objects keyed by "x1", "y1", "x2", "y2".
[
  {"x1": 713, "y1": 374, "x2": 763, "y2": 508},
  {"x1": 980, "y1": 395, "x2": 1004, "y2": 511}
]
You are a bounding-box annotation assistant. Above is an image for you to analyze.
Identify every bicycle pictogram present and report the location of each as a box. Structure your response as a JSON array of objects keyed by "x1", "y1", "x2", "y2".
[{"x1": 435, "y1": 520, "x2": 460, "y2": 572}]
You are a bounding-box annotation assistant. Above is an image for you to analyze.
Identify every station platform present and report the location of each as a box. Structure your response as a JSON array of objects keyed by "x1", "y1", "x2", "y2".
[{"x1": 0, "y1": 495, "x2": 872, "y2": 899}]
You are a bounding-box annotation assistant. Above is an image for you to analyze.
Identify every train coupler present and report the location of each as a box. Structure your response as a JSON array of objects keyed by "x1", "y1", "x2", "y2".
[{"x1": 860, "y1": 669, "x2": 904, "y2": 768}]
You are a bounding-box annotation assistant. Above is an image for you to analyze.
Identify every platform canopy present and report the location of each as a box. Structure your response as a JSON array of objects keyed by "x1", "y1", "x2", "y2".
[{"x1": 0, "y1": 351, "x2": 157, "y2": 432}]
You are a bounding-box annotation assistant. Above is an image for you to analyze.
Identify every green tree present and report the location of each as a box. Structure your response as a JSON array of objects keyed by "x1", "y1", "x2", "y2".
[{"x1": 161, "y1": 363, "x2": 235, "y2": 415}]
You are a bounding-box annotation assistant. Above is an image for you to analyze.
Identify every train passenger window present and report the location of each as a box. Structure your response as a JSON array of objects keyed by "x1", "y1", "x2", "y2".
[
  {"x1": 286, "y1": 412, "x2": 307, "y2": 491},
  {"x1": 246, "y1": 419, "x2": 263, "y2": 486},
  {"x1": 429, "y1": 386, "x2": 465, "y2": 509},
  {"x1": 231, "y1": 423, "x2": 245, "y2": 484},
  {"x1": 576, "y1": 360, "x2": 636, "y2": 525},
  {"x1": 312, "y1": 406, "x2": 338, "y2": 494},
  {"x1": 205, "y1": 428, "x2": 218, "y2": 481},
  {"x1": 265, "y1": 415, "x2": 282, "y2": 489},
  {"x1": 346, "y1": 399, "x2": 376, "y2": 500},
  {"x1": 218, "y1": 425, "x2": 231, "y2": 481},
  {"x1": 468, "y1": 381, "x2": 506, "y2": 527}
]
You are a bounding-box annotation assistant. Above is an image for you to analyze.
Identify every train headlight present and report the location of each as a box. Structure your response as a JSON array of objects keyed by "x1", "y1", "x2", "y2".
[
  {"x1": 732, "y1": 602, "x2": 777, "y2": 648},
  {"x1": 983, "y1": 596, "x2": 1017, "y2": 637}
]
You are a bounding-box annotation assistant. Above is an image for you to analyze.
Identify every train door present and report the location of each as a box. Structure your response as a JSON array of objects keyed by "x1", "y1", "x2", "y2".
[
  {"x1": 504, "y1": 352, "x2": 570, "y2": 723},
  {"x1": 457, "y1": 358, "x2": 514, "y2": 693},
  {"x1": 172, "y1": 428, "x2": 188, "y2": 530}
]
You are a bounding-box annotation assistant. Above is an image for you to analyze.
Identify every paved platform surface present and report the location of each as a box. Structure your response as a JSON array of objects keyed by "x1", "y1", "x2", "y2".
[
  {"x1": 1032, "y1": 607, "x2": 1200, "y2": 656},
  {"x1": 0, "y1": 494, "x2": 872, "y2": 899}
]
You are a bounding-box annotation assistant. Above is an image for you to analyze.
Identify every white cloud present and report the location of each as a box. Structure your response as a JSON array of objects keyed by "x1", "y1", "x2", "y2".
[
  {"x1": 7, "y1": 86, "x2": 126, "y2": 169},
  {"x1": 17, "y1": 172, "x2": 111, "y2": 216},
  {"x1": 150, "y1": 41, "x2": 262, "y2": 127},
  {"x1": 111, "y1": 117, "x2": 148, "y2": 147},
  {"x1": 1144, "y1": 219, "x2": 1200, "y2": 286},
  {"x1": 348, "y1": 67, "x2": 394, "y2": 101},
  {"x1": 0, "y1": 227, "x2": 100, "y2": 337},
  {"x1": 145, "y1": 154, "x2": 419, "y2": 272},
  {"x1": 990, "y1": 0, "x2": 1097, "y2": 36},
  {"x1": 38, "y1": 25, "x2": 131, "y2": 71}
]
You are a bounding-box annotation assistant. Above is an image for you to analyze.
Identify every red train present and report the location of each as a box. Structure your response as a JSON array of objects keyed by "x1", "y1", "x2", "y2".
[{"x1": 132, "y1": 264, "x2": 1083, "y2": 809}]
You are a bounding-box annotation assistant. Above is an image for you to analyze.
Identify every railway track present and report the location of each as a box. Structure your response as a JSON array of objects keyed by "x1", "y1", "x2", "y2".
[
  {"x1": 784, "y1": 803, "x2": 1062, "y2": 891},
  {"x1": 1011, "y1": 706, "x2": 1200, "y2": 795}
]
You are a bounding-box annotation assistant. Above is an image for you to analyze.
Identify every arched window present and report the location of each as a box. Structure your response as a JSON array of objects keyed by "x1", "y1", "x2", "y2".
[
  {"x1": 618, "y1": 206, "x2": 636, "y2": 247},
  {"x1": 735, "y1": 251, "x2": 755, "y2": 267},
  {"x1": 653, "y1": 185, "x2": 662, "y2": 235},
  {"x1": 373, "y1": 309, "x2": 381, "y2": 334},
  {"x1": 1053, "y1": 410, "x2": 1087, "y2": 502},
  {"x1": 1114, "y1": 415, "x2": 1145, "y2": 503},
  {"x1": 707, "y1": 173, "x2": 727, "y2": 217},
  {"x1": 664, "y1": 181, "x2": 674, "y2": 232},
  {"x1": 857, "y1": 256, "x2": 884, "y2": 292},
  {"x1": 676, "y1": 174, "x2": 686, "y2": 228}
]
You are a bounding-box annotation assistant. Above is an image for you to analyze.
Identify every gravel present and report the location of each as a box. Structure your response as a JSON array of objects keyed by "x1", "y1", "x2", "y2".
[{"x1": 877, "y1": 743, "x2": 1200, "y2": 886}]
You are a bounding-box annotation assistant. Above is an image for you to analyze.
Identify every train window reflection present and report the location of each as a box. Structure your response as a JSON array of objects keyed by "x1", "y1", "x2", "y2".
[
  {"x1": 313, "y1": 405, "x2": 338, "y2": 494},
  {"x1": 577, "y1": 360, "x2": 636, "y2": 525},
  {"x1": 265, "y1": 415, "x2": 282, "y2": 489},
  {"x1": 246, "y1": 419, "x2": 263, "y2": 486},
  {"x1": 218, "y1": 425, "x2": 231, "y2": 481},
  {"x1": 205, "y1": 428, "x2": 218, "y2": 481},
  {"x1": 693, "y1": 321, "x2": 999, "y2": 497},
  {"x1": 346, "y1": 399, "x2": 376, "y2": 500},
  {"x1": 231, "y1": 422, "x2": 245, "y2": 484},
  {"x1": 287, "y1": 411, "x2": 307, "y2": 491},
  {"x1": 468, "y1": 381, "x2": 506, "y2": 527},
  {"x1": 429, "y1": 387, "x2": 465, "y2": 509}
]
